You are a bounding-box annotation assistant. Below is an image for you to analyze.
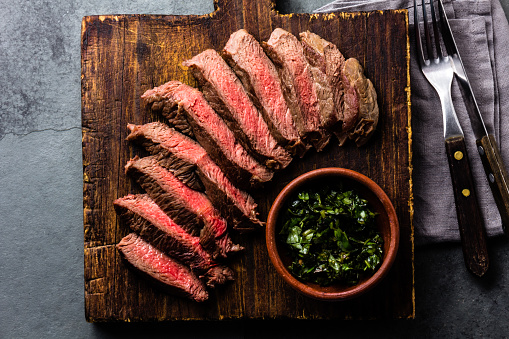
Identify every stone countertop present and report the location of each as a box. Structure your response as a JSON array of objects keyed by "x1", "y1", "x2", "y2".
[{"x1": 1, "y1": 0, "x2": 509, "y2": 338}]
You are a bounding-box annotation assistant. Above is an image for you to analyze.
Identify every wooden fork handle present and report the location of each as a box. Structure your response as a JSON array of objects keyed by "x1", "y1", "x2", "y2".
[
  {"x1": 445, "y1": 136, "x2": 489, "y2": 277},
  {"x1": 476, "y1": 134, "x2": 509, "y2": 235}
]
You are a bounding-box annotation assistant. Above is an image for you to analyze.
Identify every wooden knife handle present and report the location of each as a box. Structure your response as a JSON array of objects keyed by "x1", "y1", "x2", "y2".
[
  {"x1": 445, "y1": 136, "x2": 489, "y2": 277},
  {"x1": 476, "y1": 135, "x2": 509, "y2": 235}
]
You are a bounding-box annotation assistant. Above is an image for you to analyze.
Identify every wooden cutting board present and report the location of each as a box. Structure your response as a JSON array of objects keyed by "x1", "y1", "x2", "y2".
[{"x1": 81, "y1": 0, "x2": 413, "y2": 321}]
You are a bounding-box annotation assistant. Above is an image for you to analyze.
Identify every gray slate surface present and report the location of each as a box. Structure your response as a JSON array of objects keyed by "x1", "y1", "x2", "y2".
[{"x1": 1, "y1": 0, "x2": 509, "y2": 338}]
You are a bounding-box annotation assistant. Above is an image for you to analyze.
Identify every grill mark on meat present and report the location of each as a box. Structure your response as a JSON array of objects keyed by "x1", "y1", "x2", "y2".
[
  {"x1": 116, "y1": 233, "x2": 209, "y2": 302},
  {"x1": 126, "y1": 122, "x2": 264, "y2": 229},
  {"x1": 263, "y1": 28, "x2": 331, "y2": 151},
  {"x1": 343, "y1": 58, "x2": 379, "y2": 146},
  {"x1": 141, "y1": 81, "x2": 273, "y2": 190},
  {"x1": 223, "y1": 29, "x2": 308, "y2": 157},
  {"x1": 300, "y1": 31, "x2": 345, "y2": 134},
  {"x1": 114, "y1": 194, "x2": 234, "y2": 287},
  {"x1": 182, "y1": 49, "x2": 293, "y2": 169},
  {"x1": 125, "y1": 156, "x2": 242, "y2": 259}
]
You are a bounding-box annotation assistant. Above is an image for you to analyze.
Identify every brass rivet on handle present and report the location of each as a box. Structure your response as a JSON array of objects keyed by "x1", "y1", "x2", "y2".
[
  {"x1": 462, "y1": 189, "x2": 471, "y2": 197},
  {"x1": 454, "y1": 151, "x2": 464, "y2": 160}
]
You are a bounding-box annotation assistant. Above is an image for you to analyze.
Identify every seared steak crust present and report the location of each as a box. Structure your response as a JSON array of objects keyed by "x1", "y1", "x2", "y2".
[
  {"x1": 117, "y1": 233, "x2": 209, "y2": 302},
  {"x1": 183, "y1": 49, "x2": 292, "y2": 169},
  {"x1": 300, "y1": 31, "x2": 346, "y2": 133},
  {"x1": 263, "y1": 28, "x2": 332, "y2": 151},
  {"x1": 147, "y1": 97, "x2": 194, "y2": 137},
  {"x1": 223, "y1": 29, "x2": 307, "y2": 157},
  {"x1": 142, "y1": 81, "x2": 273, "y2": 189},
  {"x1": 126, "y1": 125, "x2": 203, "y2": 191},
  {"x1": 337, "y1": 67, "x2": 361, "y2": 145},
  {"x1": 125, "y1": 155, "x2": 242, "y2": 259},
  {"x1": 343, "y1": 58, "x2": 379, "y2": 146},
  {"x1": 114, "y1": 194, "x2": 234, "y2": 287},
  {"x1": 126, "y1": 122, "x2": 264, "y2": 229}
]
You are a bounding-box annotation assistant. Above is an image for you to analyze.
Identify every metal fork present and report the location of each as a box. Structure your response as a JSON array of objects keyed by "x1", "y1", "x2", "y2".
[{"x1": 414, "y1": 0, "x2": 489, "y2": 276}]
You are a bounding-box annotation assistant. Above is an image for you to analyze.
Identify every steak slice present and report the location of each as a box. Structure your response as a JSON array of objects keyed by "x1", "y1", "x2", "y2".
[
  {"x1": 263, "y1": 28, "x2": 332, "y2": 151},
  {"x1": 114, "y1": 194, "x2": 234, "y2": 287},
  {"x1": 338, "y1": 67, "x2": 361, "y2": 146},
  {"x1": 117, "y1": 233, "x2": 209, "y2": 302},
  {"x1": 126, "y1": 122, "x2": 264, "y2": 229},
  {"x1": 148, "y1": 98, "x2": 194, "y2": 138},
  {"x1": 223, "y1": 29, "x2": 308, "y2": 157},
  {"x1": 343, "y1": 58, "x2": 379, "y2": 146},
  {"x1": 125, "y1": 124, "x2": 203, "y2": 191},
  {"x1": 125, "y1": 155, "x2": 242, "y2": 259},
  {"x1": 141, "y1": 81, "x2": 273, "y2": 189},
  {"x1": 299, "y1": 31, "x2": 366, "y2": 146},
  {"x1": 182, "y1": 49, "x2": 293, "y2": 169},
  {"x1": 126, "y1": 122, "x2": 203, "y2": 191},
  {"x1": 299, "y1": 31, "x2": 345, "y2": 133}
]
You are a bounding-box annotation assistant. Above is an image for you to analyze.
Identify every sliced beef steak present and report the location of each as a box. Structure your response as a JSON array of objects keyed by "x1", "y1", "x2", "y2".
[
  {"x1": 263, "y1": 28, "x2": 332, "y2": 151},
  {"x1": 337, "y1": 80, "x2": 360, "y2": 145},
  {"x1": 223, "y1": 29, "x2": 307, "y2": 157},
  {"x1": 141, "y1": 81, "x2": 273, "y2": 189},
  {"x1": 117, "y1": 233, "x2": 209, "y2": 302},
  {"x1": 300, "y1": 31, "x2": 346, "y2": 133},
  {"x1": 114, "y1": 194, "x2": 234, "y2": 287},
  {"x1": 336, "y1": 63, "x2": 361, "y2": 145},
  {"x1": 183, "y1": 49, "x2": 292, "y2": 169},
  {"x1": 126, "y1": 123, "x2": 203, "y2": 191},
  {"x1": 126, "y1": 121, "x2": 204, "y2": 190},
  {"x1": 343, "y1": 58, "x2": 379, "y2": 146},
  {"x1": 126, "y1": 122, "x2": 264, "y2": 229},
  {"x1": 125, "y1": 155, "x2": 242, "y2": 259},
  {"x1": 146, "y1": 97, "x2": 194, "y2": 137}
]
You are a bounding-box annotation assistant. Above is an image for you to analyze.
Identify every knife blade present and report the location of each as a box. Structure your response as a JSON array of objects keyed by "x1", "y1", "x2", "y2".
[{"x1": 438, "y1": 0, "x2": 509, "y2": 236}]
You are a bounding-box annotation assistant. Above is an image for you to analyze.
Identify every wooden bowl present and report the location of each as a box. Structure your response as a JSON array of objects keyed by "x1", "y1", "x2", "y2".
[{"x1": 265, "y1": 167, "x2": 399, "y2": 301}]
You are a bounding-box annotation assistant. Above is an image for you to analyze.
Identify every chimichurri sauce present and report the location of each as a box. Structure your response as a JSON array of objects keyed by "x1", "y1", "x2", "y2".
[{"x1": 279, "y1": 183, "x2": 383, "y2": 286}]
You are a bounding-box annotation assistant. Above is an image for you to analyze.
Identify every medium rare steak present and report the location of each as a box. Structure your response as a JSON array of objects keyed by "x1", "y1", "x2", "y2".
[
  {"x1": 299, "y1": 31, "x2": 345, "y2": 134},
  {"x1": 343, "y1": 58, "x2": 379, "y2": 146},
  {"x1": 141, "y1": 81, "x2": 273, "y2": 189},
  {"x1": 114, "y1": 194, "x2": 234, "y2": 287},
  {"x1": 338, "y1": 64, "x2": 361, "y2": 145},
  {"x1": 148, "y1": 98, "x2": 194, "y2": 137},
  {"x1": 125, "y1": 124, "x2": 203, "y2": 191},
  {"x1": 116, "y1": 233, "x2": 209, "y2": 302},
  {"x1": 126, "y1": 122, "x2": 264, "y2": 229},
  {"x1": 263, "y1": 28, "x2": 332, "y2": 151},
  {"x1": 125, "y1": 155, "x2": 242, "y2": 259},
  {"x1": 182, "y1": 49, "x2": 292, "y2": 169},
  {"x1": 223, "y1": 29, "x2": 307, "y2": 157},
  {"x1": 126, "y1": 122, "x2": 204, "y2": 190}
]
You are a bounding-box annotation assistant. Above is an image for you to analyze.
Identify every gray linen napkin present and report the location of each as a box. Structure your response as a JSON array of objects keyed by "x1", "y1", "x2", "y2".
[{"x1": 315, "y1": 0, "x2": 509, "y2": 244}]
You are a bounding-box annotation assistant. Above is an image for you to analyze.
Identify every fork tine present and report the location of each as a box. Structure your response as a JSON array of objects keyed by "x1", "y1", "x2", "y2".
[
  {"x1": 436, "y1": 0, "x2": 458, "y2": 56},
  {"x1": 421, "y1": 0, "x2": 434, "y2": 60},
  {"x1": 429, "y1": 0, "x2": 443, "y2": 57},
  {"x1": 414, "y1": 0, "x2": 426, "y2": 65}
]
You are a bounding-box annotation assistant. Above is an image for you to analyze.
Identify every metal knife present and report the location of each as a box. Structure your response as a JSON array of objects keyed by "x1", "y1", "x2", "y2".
[{"x1": 438, "y1": 0, "x2": 509, "y2": 236}]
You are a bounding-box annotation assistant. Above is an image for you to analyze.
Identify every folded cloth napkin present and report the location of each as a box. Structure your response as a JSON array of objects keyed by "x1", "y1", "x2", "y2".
[{"x1": 316, "y1": 0, "x2": 509, "y2": 244}]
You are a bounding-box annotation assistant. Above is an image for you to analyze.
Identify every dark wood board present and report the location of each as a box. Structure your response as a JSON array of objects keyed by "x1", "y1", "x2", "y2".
[{"x1": 81, "y1": 0, "x2": 414, "y2": 321}]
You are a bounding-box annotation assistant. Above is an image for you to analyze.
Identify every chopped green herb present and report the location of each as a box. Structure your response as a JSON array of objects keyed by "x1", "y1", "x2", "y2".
[{"x1": 279, "y1": 183, "x2": 383, "y2": 286}]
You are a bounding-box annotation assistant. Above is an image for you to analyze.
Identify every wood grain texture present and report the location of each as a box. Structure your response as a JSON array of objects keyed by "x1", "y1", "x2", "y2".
[
  {"x1": 445, "y1": 136, "x2": 489, "y2": 276},
  {"x1": 476, "y1": 134, "x2": 509, "y2": 235},
  {"x1": 81, "y1": 0, "x2": 414, "y2": 321}
]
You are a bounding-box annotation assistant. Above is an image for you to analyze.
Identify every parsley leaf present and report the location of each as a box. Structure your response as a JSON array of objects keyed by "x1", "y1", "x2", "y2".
[{"x1": 279, "y1": 184, "x2": 383, "y2": 286}]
